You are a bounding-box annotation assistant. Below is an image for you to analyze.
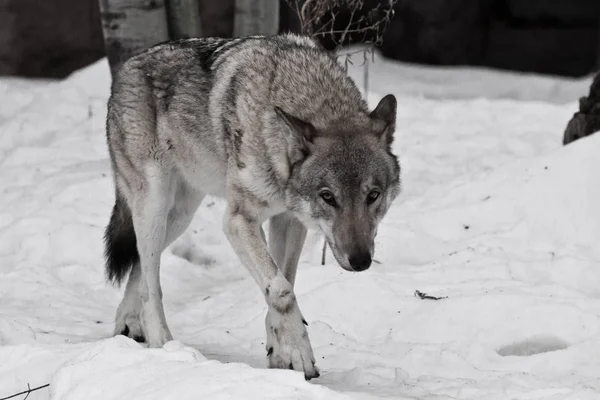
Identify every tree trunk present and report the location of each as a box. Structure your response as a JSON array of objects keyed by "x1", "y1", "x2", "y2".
[
  {"x1": 166, "y1": 0, "x2": 203, "y2": 39},
  {"x1": 99, "y1": 0, "x2": 170, "y2": 77},
  {"x1": 233, "y1": 0, "x2": 279, "y2": 37}
]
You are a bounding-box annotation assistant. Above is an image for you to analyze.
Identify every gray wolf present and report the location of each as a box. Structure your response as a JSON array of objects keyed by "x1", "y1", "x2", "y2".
[{"x1": 103, "y1": 33, "x2": 401, "y2": 380}]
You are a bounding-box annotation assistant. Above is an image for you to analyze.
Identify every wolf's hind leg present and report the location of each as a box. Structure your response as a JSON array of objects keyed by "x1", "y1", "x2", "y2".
[
  {"x1": 114, "y1": 261, "x2": 145, "y2": 341},
  {"x1": 122, "y1": 165, "x2": 180, "y2": 347},
  {"x1": 115, "y1": 176, "x2": 203, "y2": 345}
]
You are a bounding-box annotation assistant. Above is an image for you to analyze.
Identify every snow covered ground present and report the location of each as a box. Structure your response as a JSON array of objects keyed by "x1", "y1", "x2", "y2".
[{"x1": 1, "y1": 52, "x2": 599, "y2": 399}]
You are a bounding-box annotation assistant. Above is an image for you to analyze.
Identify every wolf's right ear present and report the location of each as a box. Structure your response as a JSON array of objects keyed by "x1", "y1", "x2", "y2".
[
  {"x1": 274, "y1": 106, "x2": 316, "y2": 162},
  {"x1": 369, "y1": 94, "x2": 397, "y2": 147}
]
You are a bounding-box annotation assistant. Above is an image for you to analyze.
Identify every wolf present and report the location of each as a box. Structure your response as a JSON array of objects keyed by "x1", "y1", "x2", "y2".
[{"x1": 103, "y1": 33, "x2": 401, "y2": 380}]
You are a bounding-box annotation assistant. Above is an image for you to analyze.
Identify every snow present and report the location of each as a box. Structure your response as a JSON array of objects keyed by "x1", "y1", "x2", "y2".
[{"x1": 1, "y1": 53, "x2": 599, "y2": 399}]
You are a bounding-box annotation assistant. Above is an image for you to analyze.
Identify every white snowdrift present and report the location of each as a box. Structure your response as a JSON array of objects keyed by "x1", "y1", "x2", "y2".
[
  {"x1": 49, "y1": 337, "x2": 348, "y2": 400},
  {"x1": 1, "y1": 57, "x2": 599, "y2": 399}
]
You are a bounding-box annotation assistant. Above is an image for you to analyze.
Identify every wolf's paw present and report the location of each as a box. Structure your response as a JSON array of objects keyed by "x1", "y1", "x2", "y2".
[
  {"x1": 114, "y1": 292, "x2": 146, "y2": 343},
  {"x1": 114, "y1": 313, "x2": 145, "y2": 343},
  {"x1": 144, "y1": 328, "x2": 173, "y2": 348},
  {"x1": 265, "y1": 308, "x2": 320, "y2": 380},
  {"x1": 140, "y1": 303, "x2": 173, "y2": 348}
]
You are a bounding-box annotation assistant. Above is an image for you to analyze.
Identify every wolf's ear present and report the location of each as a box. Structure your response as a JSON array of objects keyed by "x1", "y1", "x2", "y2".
[
  {"x1": 274, "y1": 106, "x2": 316, "y2": 162},
  {"x1": 369, "y1": 94, "x2": 397, "y2": 147}
]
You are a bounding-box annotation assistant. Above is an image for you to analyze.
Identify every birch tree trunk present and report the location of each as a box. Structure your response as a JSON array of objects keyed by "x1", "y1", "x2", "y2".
[
  {"x1": 166, "y1": 0, "x2": 203, "y2": 39},
  {"x1": 99, "y1": 0, "x2": 170, "y2": 77},
  {"x1": 233, "y1": 0, "x2": 279, "y2": 37}
]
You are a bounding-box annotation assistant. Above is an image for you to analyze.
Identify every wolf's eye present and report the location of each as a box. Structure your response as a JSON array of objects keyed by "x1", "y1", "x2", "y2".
[
  {"x1": 320, "y1": 190, "x2": 337, "y2": 207},
  {"x1": 367, "y1": 190, "x2": 380, "y2": 205}
]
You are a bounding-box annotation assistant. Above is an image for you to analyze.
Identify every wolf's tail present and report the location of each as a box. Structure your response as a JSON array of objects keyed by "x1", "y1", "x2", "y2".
[{"x1": 104, "y1": 190, "x2": 139, "y2": 285}]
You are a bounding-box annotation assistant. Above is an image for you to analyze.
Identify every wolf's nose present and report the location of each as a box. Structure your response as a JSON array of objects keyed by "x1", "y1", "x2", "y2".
[{"x1": 348, "y1": 252, "x2": 372, "y2": 271}]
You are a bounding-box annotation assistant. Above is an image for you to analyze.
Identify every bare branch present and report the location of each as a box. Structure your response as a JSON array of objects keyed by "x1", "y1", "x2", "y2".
[
  {"x1": 285, "y1": 0, "x2": 396, "y2": 49},
  {"x1": 414, "y1": 290, "x2": 448, "y2": 301},
  {"x1": 284, "y1": 0, "x2": 396, "y2": 94},
  {"x1": 1, "y1": 384, "x2": 50, "y2": 400}
]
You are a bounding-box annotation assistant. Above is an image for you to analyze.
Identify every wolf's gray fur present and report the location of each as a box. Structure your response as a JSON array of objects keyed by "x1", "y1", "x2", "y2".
[{"x1": 104, "y1": 33, "x2": 401, "y2": 380}]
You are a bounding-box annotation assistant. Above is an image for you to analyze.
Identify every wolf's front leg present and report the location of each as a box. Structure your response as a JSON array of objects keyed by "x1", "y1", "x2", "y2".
[
  {"x1": 265, "y1": 213, "x2": 316, "y2": 377},
  {"x1": 223, "y1": 203, "x2": 319, "y2": 380}
]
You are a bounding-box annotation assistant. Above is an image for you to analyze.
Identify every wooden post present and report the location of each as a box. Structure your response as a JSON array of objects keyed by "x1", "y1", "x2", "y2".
[
  {"x1": 234, "y1": 0, "x2": 279, "y2": 37},
  {"x1": 166, "y1": 0, "x2": 203, "y2": 39},
  {"x1": 99, "y1": 0, "x2": 170, "y2": 77}
]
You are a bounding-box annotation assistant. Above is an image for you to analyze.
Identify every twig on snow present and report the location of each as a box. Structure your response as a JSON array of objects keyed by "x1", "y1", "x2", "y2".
[
  {"x1": 414, "y1": 290, "x2": 448, "y2": 301},
  {"x1": 1, "y1": 383, "x2": 50, "y2": 400}
]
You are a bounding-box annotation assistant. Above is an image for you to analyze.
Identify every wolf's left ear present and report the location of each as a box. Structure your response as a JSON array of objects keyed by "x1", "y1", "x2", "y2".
[
  {"x1": 274, "y1": 106, "x2": 316, "y2": 162},
  {"x1": 369, "y1": 94, "x2": 397, "y2": 147}
]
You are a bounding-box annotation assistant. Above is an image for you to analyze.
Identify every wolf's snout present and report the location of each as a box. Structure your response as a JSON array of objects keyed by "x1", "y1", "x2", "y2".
[{"x1": 348, "y1": 252, "x2": 372, "y2": 271}]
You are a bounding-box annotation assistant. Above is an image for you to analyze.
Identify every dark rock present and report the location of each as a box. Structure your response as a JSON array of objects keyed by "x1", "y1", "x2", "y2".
[{"x1": 564, "y1": 72, "x2": 600, "y2": 145}]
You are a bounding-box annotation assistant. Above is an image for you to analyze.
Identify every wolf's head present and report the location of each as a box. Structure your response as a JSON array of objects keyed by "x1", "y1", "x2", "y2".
[{"x1": 276, "y1": 94, "x2": 401, "y2": 272}]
